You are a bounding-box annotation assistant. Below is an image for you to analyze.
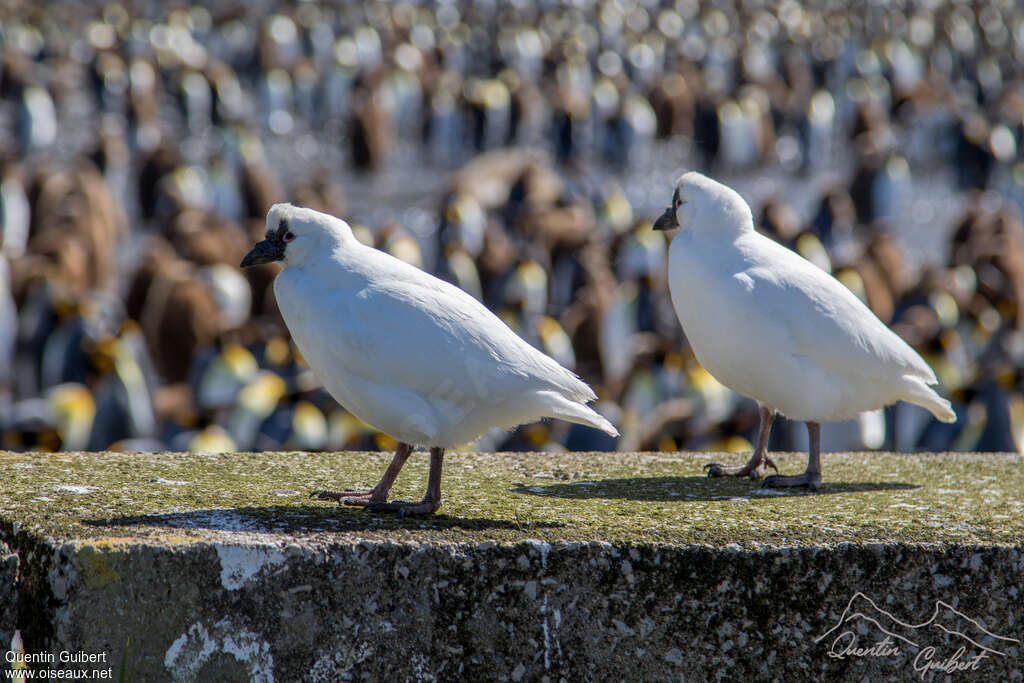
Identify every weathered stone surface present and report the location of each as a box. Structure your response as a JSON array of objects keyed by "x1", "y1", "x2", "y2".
[
  {"x1": 4, "y1": 537, "x2": 1024, "y2": 681},
  {"x1": 0, "y1": 541, "x2": 16, "y2": 650},
  {"x1": 1, "y1": 451, "x2": 1022, "y2": 680}
]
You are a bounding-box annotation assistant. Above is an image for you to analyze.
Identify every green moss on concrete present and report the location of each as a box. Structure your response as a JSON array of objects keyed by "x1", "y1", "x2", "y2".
[
  {"x1": 0, "y1": 451, "x2": 1021, "y2": 546},
  {"x1": 75, "y1": 545, "x2": 122, "y2": 590}
]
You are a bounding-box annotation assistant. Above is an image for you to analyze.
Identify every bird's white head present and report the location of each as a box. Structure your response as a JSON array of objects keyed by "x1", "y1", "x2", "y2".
[
  {"x1": 652, "y1": 172, "x2": 754, "y2": 238},
  {"x1": 240, "y1": 203, "x2": 355, "y2": 269}
]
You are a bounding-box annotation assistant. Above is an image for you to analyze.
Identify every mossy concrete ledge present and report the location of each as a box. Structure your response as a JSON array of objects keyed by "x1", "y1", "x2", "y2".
[
  {"x1": 0, "y1": 450, "x2": 1022, "y2": 681},
  {"x1": 0, "y1": 541, "x2": 16, "y2": 650}
]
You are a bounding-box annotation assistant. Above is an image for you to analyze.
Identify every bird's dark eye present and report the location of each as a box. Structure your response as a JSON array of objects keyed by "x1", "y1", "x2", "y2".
[{"x1": 283, "y1": 231, "x2": 296, "y2": 242}]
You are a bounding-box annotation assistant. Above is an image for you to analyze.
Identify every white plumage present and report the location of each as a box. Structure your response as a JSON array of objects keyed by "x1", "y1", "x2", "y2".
[
  {"x1": 242, "y1": 203, "x2": 616, "y2": 513},
  {"x1": 270, "y1": 204, "x2": 616, "y2": 445},
  {"x1": 653, "y1": 172, "x2": 954, "y2": 489}
]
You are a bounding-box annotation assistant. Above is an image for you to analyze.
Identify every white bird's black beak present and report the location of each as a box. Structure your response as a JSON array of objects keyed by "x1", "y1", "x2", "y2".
[
  {"x1": 652, "y1": 207, "x2": 678, "y2": 231},
  {"x1": 241, "y1": 237, "x2": 285, "y2": 267}
]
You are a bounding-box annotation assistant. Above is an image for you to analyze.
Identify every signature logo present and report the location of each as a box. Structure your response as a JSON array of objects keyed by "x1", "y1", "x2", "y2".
[{"x1": 815, "y1": 592, "x2": 1020, "y2": 679}]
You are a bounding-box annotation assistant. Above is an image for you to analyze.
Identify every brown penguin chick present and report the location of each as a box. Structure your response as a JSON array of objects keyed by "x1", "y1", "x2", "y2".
[
  {"x1": 125, "y1": 238, "x2": 177, "y2": 323},
  {"x1": 349, "y1": 80, "x2": 393, "y2": 170},
  {"x1": 27, "y1": 159, "x2": 122, "y2": 291},
  {"x1": 7, "y1": 254, "x2": 49, "y2": 311},
  {"x1": 0, "y1": 48, "x2": 31, "y2": 99},
  {"x1": 73, "y1": 159, "x2": 123, "y2": 289},
  {"x1": 450, "y1": 149, "x2": 560, "y2": 210},
  {"x1": 849, "y1": 258, "x2": 896, "y2": 324},
  {"x1": 560, "y1": 242, "x2": 619, "y2": 386},
  {"x1": 648, "y1": 72, "x2": 694, "y2": 139},
  {"x1": 241, "y1": 218, "x2": 283, "y2": 320},
  {"x1": 863, "y1": 231, "x2": 910, "y2": 302},
  {"x1": 291, "y1": 173, "x2": 347, "y2": 217},
  {"x1": 758, "y1": 199, "x2": 801, "y2": 244},
  {"x1": 949, "y1": 203, "x2": 1024, "y2": 329},
  {"x1": 526, "y1": 200, "x2": 595, "y2": 251},
  {"x1": 152, "y1": 381, "x2": 198, "y2": 430},
  {"x1": 241, "y1": 158, "x2": 284, "y2": 221},
  {"x1": 952, "y1": 199, "x2": 1024, "y2": 263},
  {"x1": 993, "y1": 211, "x2": 1024, "y2": 328},
  {"x1": 136, "y1": 256, "x2": 221, "y2": 384},
  {"x1": 168, "y1": 209, "x2": 250, "y2": 267},
  {"x1": 513, "y1": 161, "x2": 564, "y2": 215},
  {"x1": 890, "y1": 304, "x2": 942, "y2": 354},
  {"x1": 26, "y1": 162, "x2": 70, "y2": 234},
  {"x1": 90, "y1": 114, "x2": 131, "y2": 176},
  {"x1": 24, "y1": 230, "x2": 92, "y2": 296},
  {"x1": 974, "y1": 212, "x2": 1024, "y2": 330},
  {"x1": 992, "y1": 208, "x2": 1024, "y2": 253}
]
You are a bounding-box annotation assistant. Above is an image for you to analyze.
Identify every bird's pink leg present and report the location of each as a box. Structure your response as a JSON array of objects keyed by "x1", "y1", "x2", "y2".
[
  {"x1": 704, "y1": 404, "x2": 778, "y2": 479},
  {"x1": 364, "y1": 447, "x2": 444, "y2": 516},
  {"x1": 310, "y1": 442, "x2": 413, "y2": 504},
  {"x1": 762, "y1": 422, "x2": 822, "y2": 491}
]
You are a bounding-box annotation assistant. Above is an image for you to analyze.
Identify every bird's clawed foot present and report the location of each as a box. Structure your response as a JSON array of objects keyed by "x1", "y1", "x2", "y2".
[
  {"x1": 309, "y1": 442, "x2": 414, "y2": 507},
  {"x1": 363, "y1": 496, "x2": 441, "y2": 517},
  {"x1": 309, "y1": 445, "x2": 444, "y2": 517},
  {"x1": 761, "y1": 422, "x2": 823, "y2": 491},
  {"x1": 704, "y1": 462, "x2": 757, "y2": 479},
  {"x1": 308, "y1": 488, "x2": 385, "y2": 504},
  {"x1": 706, "y1": 406, "x2": 778, "y2": 479},
  {"x1": 761, "y1": 472, "x2": 821, "y2": 491},
  {"x1": 704, "y1": 453, "x2": 778, "y2": 480}
]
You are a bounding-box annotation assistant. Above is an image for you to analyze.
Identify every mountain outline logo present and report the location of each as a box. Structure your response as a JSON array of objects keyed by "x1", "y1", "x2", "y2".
[
  {"x1": 816, "y1": 591, "x2": 1020, "y2": 656},
  {"x1": 815, "y1": 591, "x2": 1021, "y2": 677}
]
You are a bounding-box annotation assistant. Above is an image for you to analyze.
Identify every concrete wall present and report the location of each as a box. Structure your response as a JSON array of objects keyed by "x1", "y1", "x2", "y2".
[
  {"x1": 0, "y1": 541, "x2": 16, "y2": 652},
  {"x1": 2, "y1": 534, "x2": 1022, "y2": 681}
]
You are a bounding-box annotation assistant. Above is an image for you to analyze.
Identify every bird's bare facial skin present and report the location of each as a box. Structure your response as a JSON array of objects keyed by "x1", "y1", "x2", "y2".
[
  {"x1": 241, "y1": 218, "x2": 291, "y2": 267},
  {"x1": 652, "y1": 187, "x2": 681, "y2": 231},
  {"x1": 272, "y1": 218, "x2": 296, "y2": 244},
  {"x1": 674, "y1": 187, "x2": 687, "y2": 211}
]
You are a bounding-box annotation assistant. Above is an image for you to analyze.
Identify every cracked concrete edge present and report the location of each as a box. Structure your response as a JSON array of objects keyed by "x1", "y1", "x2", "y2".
[
  {"x1": 0, "y1": 539, "x2": 16, "y2": 651},
  {"x1": 1, "y1": 528, "x2": 1022, "y2": 681}
]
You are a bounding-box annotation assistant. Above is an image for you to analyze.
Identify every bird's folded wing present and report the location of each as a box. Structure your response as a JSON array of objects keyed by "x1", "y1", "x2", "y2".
[
  {"x1": 748, "y1": 261, "x2": 938, "y2": 384},
  {"x1": 320, "y1": 277, "x2": 595, "y2": 405}
]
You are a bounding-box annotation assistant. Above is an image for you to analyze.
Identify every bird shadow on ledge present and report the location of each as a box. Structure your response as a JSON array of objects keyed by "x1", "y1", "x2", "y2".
[
  {"x1": 511, "y1": 476, "x2": 919, "y2": 502},
  {"x1": 84, "y1": 505, "x2": 564, "y2": 534}
]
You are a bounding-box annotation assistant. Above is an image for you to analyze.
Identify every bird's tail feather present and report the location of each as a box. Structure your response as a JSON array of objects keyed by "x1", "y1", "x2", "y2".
[
  {"x1": 900, "y1": 375, "x2": 956, "y2": 423},
  {"x1": 538, "y1": 391, "x2": 619, "y2": 436}
]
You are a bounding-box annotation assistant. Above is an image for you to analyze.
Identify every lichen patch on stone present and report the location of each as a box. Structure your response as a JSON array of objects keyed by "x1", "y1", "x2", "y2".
[
  {"x1": 164, "y1": 619, "x2": 275, "y2": 682},
  {"x1": 216, "y1": 543, "x2": 287, "y2": 591}
]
